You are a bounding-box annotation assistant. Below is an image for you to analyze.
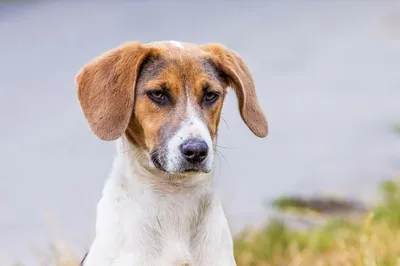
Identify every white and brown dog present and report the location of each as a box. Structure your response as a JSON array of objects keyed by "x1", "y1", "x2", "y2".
[{"x1": 76, "y1": 40, "x2": 268, "y2": 266}]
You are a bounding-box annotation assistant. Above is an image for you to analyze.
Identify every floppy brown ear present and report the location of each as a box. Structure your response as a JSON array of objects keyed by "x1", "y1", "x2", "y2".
[
  {"x1": 201, "y1": 43, "x2": 268, "y2": 138},
  {"x1": 75, "y1": 42, "x2": 150, "y2": 141}
]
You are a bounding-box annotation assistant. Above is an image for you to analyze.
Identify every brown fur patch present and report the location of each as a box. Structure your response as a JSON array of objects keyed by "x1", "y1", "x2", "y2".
[
  {"x1": 76, "y1": 41, "x2": 267, "y2": 152},
  {"x1": 201, "y1": 43, "x2": 268, "y2": 137},
  {"x1": 75, "y1": 42, "x2": 151, "y2": 141}
]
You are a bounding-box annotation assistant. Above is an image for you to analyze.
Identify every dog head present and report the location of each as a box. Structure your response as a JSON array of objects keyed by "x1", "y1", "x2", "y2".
[{"x1": 76, "y1": 41, "x2": 267, "y2": 175}]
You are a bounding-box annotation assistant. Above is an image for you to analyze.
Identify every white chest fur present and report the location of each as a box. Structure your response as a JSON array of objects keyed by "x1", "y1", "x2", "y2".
[{"x1": 83, "y1": 139, "x2": 236, "y2": 266}]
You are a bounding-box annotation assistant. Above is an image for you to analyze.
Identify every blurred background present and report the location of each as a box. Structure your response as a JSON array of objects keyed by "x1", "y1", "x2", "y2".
[{"x1": 1, "y1": 1, "x2": 400, "y2": 264}]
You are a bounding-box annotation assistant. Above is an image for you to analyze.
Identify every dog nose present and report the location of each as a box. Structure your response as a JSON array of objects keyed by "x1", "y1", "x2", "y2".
[{"x1": 180, "y1": 139, "x2": 209, "y2": 163}]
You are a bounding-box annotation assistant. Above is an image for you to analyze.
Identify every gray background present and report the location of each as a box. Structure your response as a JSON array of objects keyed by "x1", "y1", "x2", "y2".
[{"x1": 1, "y1": 1, "x2": 400, "y2": 264}]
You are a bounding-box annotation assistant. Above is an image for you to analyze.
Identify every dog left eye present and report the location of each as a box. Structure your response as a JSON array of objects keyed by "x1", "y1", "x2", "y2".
[
  {"x1": 147, "y1": 90, "x2": 168, "y2": 103},
  {"x1": 204, "y1": 91, "x2": 219, "y2": 103}
]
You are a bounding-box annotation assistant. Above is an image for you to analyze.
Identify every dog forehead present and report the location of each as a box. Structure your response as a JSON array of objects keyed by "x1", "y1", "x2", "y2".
[
  {"x1": 145, "y1": 41, "x2": 205, "y2": 60},
  {"x1": 168, "y1": 40, "x2": 185, "y2": 49},
  {"x1": 138, "y1": 42, "x2": 216, "y2": 85},
  {"x1": 147, "y1": 40, "x2": 188, "y2": 50}
]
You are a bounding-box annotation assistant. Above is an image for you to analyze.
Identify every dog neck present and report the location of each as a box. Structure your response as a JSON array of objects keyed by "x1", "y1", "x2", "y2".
[
  {"x1": 89, "y1": 136, "x2": 219, "y2": 266},
  {"x1": 110, "y1": 136, "x2": 214, "y2": 195}
]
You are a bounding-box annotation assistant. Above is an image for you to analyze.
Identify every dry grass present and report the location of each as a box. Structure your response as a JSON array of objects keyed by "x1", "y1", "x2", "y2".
[
  {"x1": 394, "y1": 123, "x2": 400, "y2": 134},
  {"x1": 10, "y1": 242, "x2": 81, "y2": 266},
  {"x1": 234, "y1": 179, "x2": 400, "y2": 266},
  {"x1": 235, "y1": 216, "x2": 400, "y2": 266}
]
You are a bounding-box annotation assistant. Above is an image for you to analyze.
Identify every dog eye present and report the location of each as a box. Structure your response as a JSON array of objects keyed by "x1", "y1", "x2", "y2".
[
  {"x1": 147, "y1": 90, "x2": 168, "y2": 103},
  {"x1": 204, "y1": 91, "x2": 219, "y2": 103}
]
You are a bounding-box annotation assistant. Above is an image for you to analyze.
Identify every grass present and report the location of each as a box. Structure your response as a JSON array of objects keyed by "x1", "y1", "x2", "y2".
[
  {"x1": 271, "y1": 195, "x2": 367, "y2": 215},
  {"x1": 9, "y1": 243, "x2": 81, "y2": 266},
  {"x1": 394, "y1": 123, "x2": 400, "y2": 134},
  {"x1": 234, "y1": 179, "x2": 400, "y2": 266}
]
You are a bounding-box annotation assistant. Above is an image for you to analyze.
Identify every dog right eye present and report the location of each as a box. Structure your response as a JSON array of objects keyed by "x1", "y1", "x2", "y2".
[{"x1": 147, "y1": 90, "x2": 169, "y2": 104}]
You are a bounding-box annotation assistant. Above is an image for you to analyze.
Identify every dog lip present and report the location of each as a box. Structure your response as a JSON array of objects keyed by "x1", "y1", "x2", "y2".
[
  {"x1": 183, "y1": 168, "x2": 199, "y2": 173},
  {"x1": 154, "y1": 163, "x2": 167, "y2": 172},
  {"x1": 150, "y1": 151, "x2": 167, "y2": 172},
  {"x1": 180, "y1": 164, "x2": 211, "y2": 173}
]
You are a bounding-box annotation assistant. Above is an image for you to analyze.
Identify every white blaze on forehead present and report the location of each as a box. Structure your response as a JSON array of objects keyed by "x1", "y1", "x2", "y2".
[
  {"x1": 185, "y1": 101, "x2": 212, "y2": 147},
  {"x1": 169, "y1": 40, "x2": 185, "y2": 49},
  {"x1": 184, "y1": 88, "x2": 212, "y2": 147},
  {"x1": 165, "y1": 90, "x2": 214, "y2": 172}
]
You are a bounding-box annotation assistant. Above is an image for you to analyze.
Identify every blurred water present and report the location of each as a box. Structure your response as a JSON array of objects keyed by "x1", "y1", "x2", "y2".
[{"x1": 1, "y1": 1, "x2": 400, "y2": 263}]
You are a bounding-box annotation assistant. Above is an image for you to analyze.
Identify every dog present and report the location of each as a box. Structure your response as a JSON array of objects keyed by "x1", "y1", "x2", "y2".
[{"x1": 76, "y1": 40, "x2": 268, "y2": 266}]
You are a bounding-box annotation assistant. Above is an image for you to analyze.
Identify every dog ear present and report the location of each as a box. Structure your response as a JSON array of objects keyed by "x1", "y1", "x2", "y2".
[
  {"x1": 201, "y1": 43, "x2": 268, "y2": 138},
  {"x1": 75, "y1": 42, "x2": 151, "y2": 141}
]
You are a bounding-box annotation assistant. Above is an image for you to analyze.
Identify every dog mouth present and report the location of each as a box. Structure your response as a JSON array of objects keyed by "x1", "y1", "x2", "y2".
[
  {"x1": 181, "y1": 166, "x2": 210, "y2": 173},
  {"x1": 150, "y1": 150, "x2": 209, "y2": 174},
  {"x1": 150, "y1": 151, "x2": 167, "y2": 172}
]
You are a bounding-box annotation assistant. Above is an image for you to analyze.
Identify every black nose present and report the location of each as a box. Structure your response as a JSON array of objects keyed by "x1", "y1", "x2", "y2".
[{"x1": 180, "y1": 139, "x2": 209, "y2": 164}]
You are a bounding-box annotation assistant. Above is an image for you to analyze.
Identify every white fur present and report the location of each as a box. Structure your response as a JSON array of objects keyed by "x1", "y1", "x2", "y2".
[
  {"x1": 169, "y1": 40, "x2": 185, "y2": 49},
  {"x1": 82, "y1": 137, "x2": 236, "y2": 266},
  {"x1": 165, "y1": 97, "x2": 214, "y2": 172}
]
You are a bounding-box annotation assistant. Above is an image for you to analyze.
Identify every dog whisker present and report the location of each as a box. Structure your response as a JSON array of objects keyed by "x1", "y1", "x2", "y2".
[
  {"x1": 118, "y1": 146, "x2": 137, "y2": 154},
  {"x1": 214, "y1": 150, "x2": 229, "y2": 169},
  {"x1": 220, "y1": 114, "x2": 230, "y2": 131},
  {"x1": 130, "y1": 149, "x2": 145, "y2": 167},
  {"x1": 214, "y1": 151, "x2": 222, "y2": 168},
  {"x1": 213, "y1": 143, "x2": 243, "y2": 150}
]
